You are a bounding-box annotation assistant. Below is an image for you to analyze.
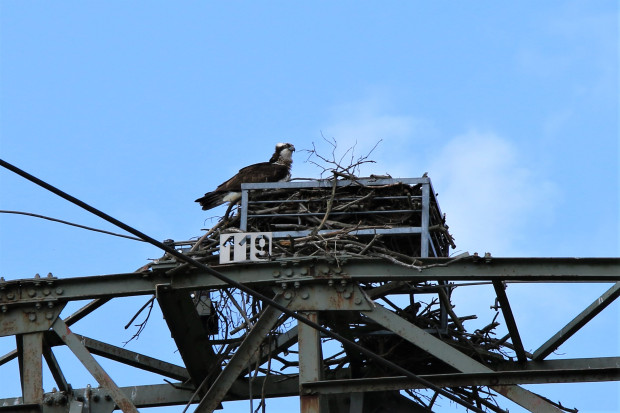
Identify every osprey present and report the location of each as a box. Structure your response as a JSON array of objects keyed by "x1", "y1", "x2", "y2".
[{"x1": 195, "y1": 142, "x2": 295, "y2": 211}]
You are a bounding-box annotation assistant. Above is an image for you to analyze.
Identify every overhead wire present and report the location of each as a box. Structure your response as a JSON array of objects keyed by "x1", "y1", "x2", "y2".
[
  {"x1": 0, "y1": 210, "x2": 145, "y2": 242},
  {"x1": 0, "y1": 158, "x2": 487, "y2": 413}
]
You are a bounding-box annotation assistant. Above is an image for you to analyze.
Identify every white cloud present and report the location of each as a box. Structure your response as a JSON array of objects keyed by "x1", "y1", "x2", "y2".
[
  {"x1": 300, "y1": 95, "x2": 432, "y2": 178},
  {"x1": 429, "y1": 131, "x2": 559, "y2": 255},
  {"x1": 312, "y1": 95, "x2": 559, "y2": 256}
]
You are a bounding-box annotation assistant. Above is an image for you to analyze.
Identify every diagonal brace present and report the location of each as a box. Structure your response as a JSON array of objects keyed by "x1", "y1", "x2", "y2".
[
  {"x1": 51, "y1": 318, "x2": 138, "y2": 413},
  {"x1": 533, "y1": 281, "x2": 620, "y2": 361},
  {"x1": 363, "y1": 305, "x2": 563, "y2": 413},
  {"x1": 493, "y1": 281, "x2": 527, "y2": 362}
]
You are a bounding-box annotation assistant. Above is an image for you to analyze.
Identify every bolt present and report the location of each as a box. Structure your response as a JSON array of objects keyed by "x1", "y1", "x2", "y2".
[
  {"x1": 327, "y1": 280, "x2": 334, "y2": 287},
  {"x1": 105, "y1": 395, "x2": 112, "y2": 401},
  {"x1": 47, "y1": 301, "x2": 54, "y2": 308},
  {"x1": 272, "y1": 270, "x2": 281, "y2": 278},
  {"x1": 93, "y1": 394, "x2": 100, "y2": 402},
  {"x1": 301, "y1": 291, "x2": 309, "y2": 300},
  {"x1": 284, "y1": 268, "x2": 293, "y2": 277},
  {"x1": 55, "y1": 287, "x2": 63, "y2": 295},
  {"x1": 28, "y1": 289, "x2": 37, "y2": 298},
  {"x1": 293, "y1": 281, "x2": 301, "y2": 289},
  {"x1": 320, "y1": 267, "x2": 329, "y2": 275},
  {"x1": 29, "y1": 313, "x2": 37, "y2": 322},
  {"x1": 300, "y1": 267, "x2": 308, "y2": 276},
  {"x1": 7, "y1": 292, "x2": 14, "y2": 300},
  {"x1": 334, "y1": 267, "x2": 342, "y2": 274},
  {"x1": 354, "y1": 297, "x2": 363, "y2": 305},
  {"x1": 340, "y1": 280, "x2": 347, "y2": 287},
  {"x1": 35, "y1": 303, "x2": 42, "y2": 310},
  {"x1": 47, "y1": 272, "x2": 54, "y2": 278},
  {"x1": 43, "y1": 288, "x2": 51, "y2": 296},
  {"x1": 280, "y1": 282, "x2": 287, "y2": 290},
  {"x1": 35, "y1": 273, "x2": 41, "y2": 279},
  {"x1": 1, "y1": 305, "x2": 7, "y2": 313},
  {"x1": 343, "y1": 292, "x2": 352, "y2": 299},
  {"x1": 46, "y1": 312, "x2": 54, "y2": 320},
  {"x1": 283, "y1": 291, "x2": 293, "y2": 300}
]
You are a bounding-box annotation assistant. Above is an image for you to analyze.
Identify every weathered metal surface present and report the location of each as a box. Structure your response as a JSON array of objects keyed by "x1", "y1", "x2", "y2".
[
  {"x1": 276, "y1": 283, "x2": 373, "y2": 312},
  {"x1": 0, "y1": 301, "x2": 64, "y2": 337},
  {"x1": 0, "y1": 248, "x2": 616, "y2": 413},
  {"x1": 2, "y1": 258, "x2": 619, "y2": 307},
  {"x1": 492, "y1": 280, "x2": 527, "y2": 362},
  {"x1": 194, "y1": 294, "x2": 291, "y2": 413},
  {"x1": 1, "y1": 375, "x2": 300, "y2": 412},
  {"x1": 533, "y1": 281, "x2": 620, "y2": 361},
  {"x1": 155, "y1": 285, "x2": 219, "y2": 388},
  {"x1": 42, "y1": 339, "x2": 69, "y2": 393},
  {"x1": 18, "y1": 333, "x2": 43, "y2": 404},
  {"x1": 303, "y1": 359, "x2": 620, "y2": 394},
  {"x1": 45, "y1": 331, "x2": 189, "y2": 381},
  {"x1": 298, "y1": 312, "x2": 322, "y2": 413},
  {"x1": 51, "y1": 318, "x2": 138, "y2": 413},
  {"x1": 363, "y1": 305, "x2": 564, "y2": 412},
  {"x1": 251, "y1": 325, "x2": 299, "y2": 366}
]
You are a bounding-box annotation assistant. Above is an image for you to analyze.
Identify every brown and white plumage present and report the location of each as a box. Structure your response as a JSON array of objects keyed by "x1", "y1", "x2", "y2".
[{"x1": 195, "y1": 143, "x2": 295, "y2": 211}]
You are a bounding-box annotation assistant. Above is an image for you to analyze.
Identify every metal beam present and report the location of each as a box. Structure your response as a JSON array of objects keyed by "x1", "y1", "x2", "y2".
[
  {"x1": 42, "y1": 338, "x2": 69, "y2": 393},
  {"x1": 51, "y1": 318, "x2": 138, "y2": 413},
  {"x1": 533, "y1": 281, "x2": 620, "y2": 361},
  {"x1": 45, "y1": 331, "x2": 189, "y2": 381},
  {"x1": 252, "y1": 325, "x2": 299, "y2": 366},
  {"x1": 2, "y1": 258, "x2": 619, "y2": 307},
  {"x1": 363, "y1": 305, "x2": 563, "y2": 412},
  {"x1": 0, "y1": 376, "x2": 300, "y2": 411},
  {"x1": 63, "y1": 298, "x2": 110, "y2": 325},
  {"x1": 194, "y1": 294, "x2": 290, "y2": 413},
  {"x1": 18, "y1": 333, "x2": 43, "y2": 404},
  {"x1": 303, "y1": 361, "x2": 620, "y2": 394},
  {"x1": 298, "y1": 312, "x2": 324, "y2": 413},
  {"x1": 156, "y1": 285, "x2": 220, "y2": 389},
  {"x1": 493, "y1": 281, "x2": 527, "y2": 362}
]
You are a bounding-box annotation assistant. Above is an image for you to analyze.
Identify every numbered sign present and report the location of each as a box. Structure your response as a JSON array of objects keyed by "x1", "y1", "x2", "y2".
[{"x1": 219, "y1": 232, "x2": 273, "y2": 264}]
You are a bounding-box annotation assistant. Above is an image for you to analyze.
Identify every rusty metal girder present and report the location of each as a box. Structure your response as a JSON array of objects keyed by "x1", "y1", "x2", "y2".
[
  {"x1": 274, "y1": 282, "x2": 374, "y2": 312},
  {"x1": 51, "y1": 318, "x2": 138, "y2": 413},
  {"x1": 2, "y1": 257, "x2": 619, "y2": 309},
  {"x1": 155, "y1": 285, "x2": 220, "y2": 389}
]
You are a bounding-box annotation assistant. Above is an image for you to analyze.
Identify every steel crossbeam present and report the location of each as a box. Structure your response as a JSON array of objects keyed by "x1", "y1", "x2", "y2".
[{"x1": 1, "y1": 257, "x2": 618, "y2": 308}]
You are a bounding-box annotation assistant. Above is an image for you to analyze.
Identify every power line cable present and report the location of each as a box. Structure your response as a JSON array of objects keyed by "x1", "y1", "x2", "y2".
[
  {"x1": 0, "y1": 158, "x2": 488, "y2": 413},
  {"x1": 0, "y1": 210, "x2": 145, "y2": 242}
]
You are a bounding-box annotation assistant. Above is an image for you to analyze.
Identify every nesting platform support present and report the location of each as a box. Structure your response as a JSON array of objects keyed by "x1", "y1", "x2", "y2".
[
  {"x1": 0, "y1": 258, "x2": 618, "y2": 413},
  {"x1": 0, "y1": 177, "x2": 619, "y2": 413}
]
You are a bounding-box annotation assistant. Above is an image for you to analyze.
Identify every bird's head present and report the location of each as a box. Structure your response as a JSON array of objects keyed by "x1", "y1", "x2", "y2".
[{"x1": 272, "y1": 143, "x2": 295, "y2": 164}]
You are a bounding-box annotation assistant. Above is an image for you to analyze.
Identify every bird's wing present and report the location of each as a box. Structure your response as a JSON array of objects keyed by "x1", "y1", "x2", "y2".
[{"x1": 215, "y1": 162, "x2": 288, "y2": 192}]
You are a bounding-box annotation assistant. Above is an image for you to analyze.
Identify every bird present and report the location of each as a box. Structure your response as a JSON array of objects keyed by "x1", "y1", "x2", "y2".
[{"x1": 195, "y1": 142, "x2": 295, "y2": 212}]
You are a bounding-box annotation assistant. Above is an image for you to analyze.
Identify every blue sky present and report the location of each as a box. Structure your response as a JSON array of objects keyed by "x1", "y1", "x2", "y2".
[{"x1": 0, "y1": 2, "x2": 618, "y2": 412}]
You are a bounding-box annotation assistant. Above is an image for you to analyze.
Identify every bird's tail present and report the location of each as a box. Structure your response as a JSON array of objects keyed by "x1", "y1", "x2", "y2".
[{"x1": 195, "y1": 191, "x2": 225, "y2": 211}]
